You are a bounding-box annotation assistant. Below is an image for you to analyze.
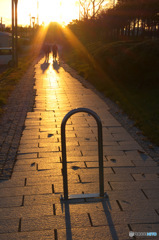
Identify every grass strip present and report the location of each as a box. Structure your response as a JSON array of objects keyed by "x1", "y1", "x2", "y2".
[{"x1": 0, "y1": 53, "x2": 35, "y2": 116}]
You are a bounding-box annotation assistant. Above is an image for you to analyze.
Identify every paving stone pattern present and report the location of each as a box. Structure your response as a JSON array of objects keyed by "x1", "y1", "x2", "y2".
[{"x1": 0, "y1": 56, "x2": 159, "y2": 239}]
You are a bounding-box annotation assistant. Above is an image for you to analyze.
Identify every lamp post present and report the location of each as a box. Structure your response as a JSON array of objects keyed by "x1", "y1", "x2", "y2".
[
  {"x1": 12, "y1": 0, "x2": 18, "y2": 67},
  {"x1": 15, "y1": 0, "x2": 18, "y2": 67},
  {"x1": 12, "y1": 0, "x2": 15, "y2": 66}
]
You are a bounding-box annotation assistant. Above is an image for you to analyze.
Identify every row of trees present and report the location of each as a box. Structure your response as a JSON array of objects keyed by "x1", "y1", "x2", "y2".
[
  {"x1": 102, "y1": 0, "x2": 159, "y2": 39},
  {"x1": 72, "y1": 0, "x2": 159, "y2": 41}
]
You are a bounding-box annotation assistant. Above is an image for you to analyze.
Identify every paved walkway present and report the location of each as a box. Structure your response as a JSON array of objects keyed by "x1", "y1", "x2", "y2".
[{"x1": 0, "y1": 55, "x2": 159, "y2": 239}]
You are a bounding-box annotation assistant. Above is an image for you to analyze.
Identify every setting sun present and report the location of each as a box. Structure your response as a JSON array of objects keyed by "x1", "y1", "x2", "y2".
[
  {"x1": 17, "y1": 0, "x2": 79, "y2": 26},
  {"x1": 39, "y1": 0, "x2": 79, "y2": 25}
]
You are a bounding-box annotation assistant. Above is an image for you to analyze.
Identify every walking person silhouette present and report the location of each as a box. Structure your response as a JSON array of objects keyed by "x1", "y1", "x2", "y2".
[
  {"x1": 44, "y1": 43, "x2": 50, "y2": 62},
  {"x1": 52, "y1": 43, "x2": 58, "y2": 61}
]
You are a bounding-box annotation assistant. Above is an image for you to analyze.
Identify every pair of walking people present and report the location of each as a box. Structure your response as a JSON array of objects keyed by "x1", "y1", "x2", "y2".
[{"x1": 44, "y1": 43, "x2": 58, "y2": 62}]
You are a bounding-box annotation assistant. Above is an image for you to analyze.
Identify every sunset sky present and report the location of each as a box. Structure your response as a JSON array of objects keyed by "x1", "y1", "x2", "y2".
[{"x1": 0, "y1": 0, "x2": 115, "y2": 27}]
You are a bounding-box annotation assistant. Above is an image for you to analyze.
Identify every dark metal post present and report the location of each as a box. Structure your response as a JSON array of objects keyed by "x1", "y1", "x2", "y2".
[
  {"x1": 97, "y1": 118, "x2": 104, "y2": 197},
  {"x1": 61, "y1": 108, "x2": 104, "y2": 200},
  {"x1": 1, "y1": 17, "x2": 3, "y2": 31},
  {"x1": 61, "y1": 117, "x2": 68, "y2": 200},
  {"x1": 12, "y1": 0, "x2": 15, "y2": 66},
  {"x1": 15, "y1": 0, "x2": 18, "y2": 67}
]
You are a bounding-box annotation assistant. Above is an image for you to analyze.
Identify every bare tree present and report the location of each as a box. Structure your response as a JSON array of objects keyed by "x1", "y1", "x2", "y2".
[
  {"x1": 79, "y1": 0, "x2": 91, "y2": 19},
  {"x1": 79, "y1": 0, "x2": 106, "y2": 19}
]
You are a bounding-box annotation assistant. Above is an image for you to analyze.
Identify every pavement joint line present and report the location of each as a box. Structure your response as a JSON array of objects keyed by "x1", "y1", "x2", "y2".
[
  {"x1": 52, "y1": 184, "x2": 55, "y2": 193},
  {"x1": 108, "y1": 181, "x2": 113, "y2": 190},
  {"x1": 155, "y1": 209, "x2": 159, "y2": 216},
  {"x1": 80, "y1": 150, "x2": 83, "y2": 156},
  {"x1": 18, "y1": 218, "x2": 22, "y2": 232},
  {"x1": 116, "y1": 200, "x2": 123, "y2": 211},
  {"x1": 53, "y1": 204, "x2": 56, "y2": 215},
  {"x1": 21, "y1": 195, "x2": 24, "y2": 206},
  {"x1": 131, "y1": 160, "x2": 136, "y2": 166},
  {"x1": 24, "y1": 178, "x2": 27, "y2": 186},
  {"x1": 128, "y1": 224, "x2": 133, "y2": 231},
  {"x1": 140, "y1": 189, "x2": 149, "y2": 199},
  {"x1": 78, "y1": 174, "x2": 82, "y2": 183},
  {"x1": 54, "y1": 229, "x2": 58, "y2": 240},
  {"x1": 84, "y1": 161, "x2": 87, "y2": 168},
  {"x1": 87, "y1": 213, "x2": 93, "y2": 226},
  {"x1": 111, "y1": 167, "x2": 116, "y2": 174},
  {"x1": 130, "y1": 173, "x2": 136, "y2": 181}
]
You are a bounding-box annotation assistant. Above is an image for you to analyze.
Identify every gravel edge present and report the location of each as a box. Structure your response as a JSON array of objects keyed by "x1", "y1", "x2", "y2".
[{"x1": 0, "y1": 57, "x2": 40, "y2": 179}]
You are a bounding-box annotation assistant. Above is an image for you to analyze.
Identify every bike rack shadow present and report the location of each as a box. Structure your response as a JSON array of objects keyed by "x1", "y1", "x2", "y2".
[{"x1": 60, "y1": 196, "x2": 119, "y2": 240}]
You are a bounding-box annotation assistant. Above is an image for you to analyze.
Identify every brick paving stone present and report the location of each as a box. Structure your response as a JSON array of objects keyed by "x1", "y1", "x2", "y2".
[
  {"x1": 82, "y1": 150, "x2": 126, "y2": 156},
  {"x1": 142, "y1": 189, "x2": 159, "y2": 199},
  {"x1": 24, "y1": 194, "x2": 61, "y2": 206},
  {"x1": 13, "y1": 164, "x2": 37, "y2": 172},
  {"x1": 80, "y1": 173, "x2": 133, "y2": 183},
  {"x1": 132, "y1": 159, "x2": 157, "y2": 167},
  {"x1": 38, "y1": 152, "x2": 62, "y2": 158},
  {"x1": 73, "y1": 168, "x2": 113, "y2": 175},
  {"x1": 16, "y1": 153, "x2": 38, "y2": 160},
  {"x1": 11, "y1": 169, "x2": 62, "y2": 178},
  {"x1": 0, "y1": 179, "x2": 24, "y2": 188},
  {"x1": 0, "y1": 205, "x2": 53, "y2": 219},
  {"x1": 86, "y1": 160, "x2": 134, "y2": 167},
  {"x1": 26, "y1": 176, "x2": 69, "y2": 186},
  {"x1": 37, "y1": 162, "x2": 62, "y2": 171},
  {"x1": 113, "y1": 166, "x2": 159, "y2": 174},
  {"x1": 57, "y1": 225, "x2": 130, "y2": 240},
  {"x1": 110, "y1": 181, "x2": 159, "y2": 191},
  {"x1": 0, "y1": 230, "x2": 55, "y2": 240},
  {"x1": 21, "y1": 215, "x2": 66, "y2": 232},
  {"x1": 0, "y1": 196, "x2": 23, "y2": 208},
  {"x1": 105, "y1": 189, "x2": 147, "y2": 202},
  {"x1": 15, "y1": 157, "x2": 61, "y2": 165},
  {"x1": 21, "y1": 213, "x2": 90, "y2": 232},
  {"x1": 132, "y1": 173, "x2": 159, "y2": 181},
  {"x1": 0, "y1": 218, "x2": 19, "y2": 234},
  {"x1": 90, "y1": 209, "x2": 159, "y2": 226},
  {"x1": 119, "y1": 198, "x2": 159, "y2": 211},
  {"x1": 18, "y1": 146, "x2": 60, "y2": 153},
  {"x1": 0, "y1": 185, "x2": 52, "y2": 197}
]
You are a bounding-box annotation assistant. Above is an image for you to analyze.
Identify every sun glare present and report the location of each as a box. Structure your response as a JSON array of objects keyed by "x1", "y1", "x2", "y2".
[
  {"x1": 39, "y1": 0, "x2": 79, "y2": 25},
  {"x1": 17, "y1": 0, "x2": 79, "y2": 26}
]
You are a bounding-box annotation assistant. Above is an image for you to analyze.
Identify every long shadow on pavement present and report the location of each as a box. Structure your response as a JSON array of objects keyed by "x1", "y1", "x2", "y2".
[
  {"x1": 60, "y1": 195, "x2": 119, "y2": 240},
  {"x1": 40, "y1": 60, "x2": 50, "y2": 73},
  {"x1": 53, "y1": 60, "x2": 60, "y2": 73}
]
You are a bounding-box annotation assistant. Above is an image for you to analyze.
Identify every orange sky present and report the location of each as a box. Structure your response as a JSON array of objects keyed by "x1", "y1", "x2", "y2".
[{"x1": 0, "y1": 0, "x2": 116, "y2": 27}]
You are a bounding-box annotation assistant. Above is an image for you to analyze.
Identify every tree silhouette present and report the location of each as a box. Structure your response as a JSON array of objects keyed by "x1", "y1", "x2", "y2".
[{"x1": 79, "y1": 0, "x2": 106, "y2": 19}]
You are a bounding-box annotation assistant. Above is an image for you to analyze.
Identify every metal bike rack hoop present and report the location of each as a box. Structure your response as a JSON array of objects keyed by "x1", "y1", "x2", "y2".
[{"x1": 61, "y1": 108, "x2": 104, "y2": 200}]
